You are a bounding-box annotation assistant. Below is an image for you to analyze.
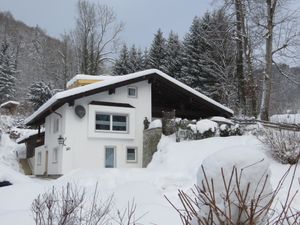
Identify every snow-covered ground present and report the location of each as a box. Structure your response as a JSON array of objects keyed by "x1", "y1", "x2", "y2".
[{"x1": 0, "y1": 135, "x2": 299, "y2": 225}]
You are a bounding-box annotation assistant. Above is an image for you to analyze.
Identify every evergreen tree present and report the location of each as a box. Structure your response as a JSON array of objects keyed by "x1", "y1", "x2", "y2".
[
  {"x1": 143, "y1": 48, "x2": 150, "y2": 69},
  {"x1": 0, "y1": 40, "x2": 17, "y2": 103},
  {"x1": 113, "y1": 44, "x2": 130, "y2": 75},
  {"x1": 28, "y1": 81, "x2": 53, "y2": 110},
  {"x1": 181, "y1": 17, "x2": 208, "y2": 93},
  {"x1": 148, "y1": 29, "x2": 166, "y2": 70},
  {"x1": 162, "y1": 31, "x2": 182, "y2": 79},
  {"x1": 128, "y1": 45, "x2": 144, "y2": 72},
  {"x1": 181, "y1": 12, "x2": 236, "y2": 103}
]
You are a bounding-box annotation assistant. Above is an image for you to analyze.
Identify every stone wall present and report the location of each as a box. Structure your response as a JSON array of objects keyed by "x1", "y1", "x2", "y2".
[{"x1": 142, "y1": 127, "x2": 162, "y2": 167}]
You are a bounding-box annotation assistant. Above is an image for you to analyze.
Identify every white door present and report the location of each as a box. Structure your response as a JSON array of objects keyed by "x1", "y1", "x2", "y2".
[{"x1": 105, "y1": 147, "x2": 115, "y2": 168}]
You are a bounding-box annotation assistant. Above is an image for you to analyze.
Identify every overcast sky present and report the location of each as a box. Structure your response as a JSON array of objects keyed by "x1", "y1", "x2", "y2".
[
  {"x1": 1, "y1": 0, "x2": 300, "y2": 53},
  {"x1": 0, "y1": 0, "x2": 219, "y2": 48}
]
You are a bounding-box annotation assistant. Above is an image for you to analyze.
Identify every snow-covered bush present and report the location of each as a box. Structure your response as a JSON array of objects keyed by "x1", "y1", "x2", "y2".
[
  {"x1": 261, "y1": 128, "x2": 300, "y2": 164},
  {"x1": 32, "y1": 183, "x2": 141, "y2": 225},
  {"x1": 188, "y1": 119, "x2": 218, "y2": 139},
  {"x1": 168, "y1": 147, "x2": 300, "y2": 225},
  {"x1": 219, "y1": 124, "x2": 230, "y2": 137}
]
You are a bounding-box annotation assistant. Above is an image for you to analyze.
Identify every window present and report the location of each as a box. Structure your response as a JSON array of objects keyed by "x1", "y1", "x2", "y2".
[
  {"x1": 96, "y1": 114, "x2": 110, "y2": 130},
  {"x1": 53, "y1": 147, "x2": 58, "y2": 163},
  {"x1": 126, "y1": 147, "x2": 137, "y2": 162},
  {"x1": 105, "y1": 147, "x2": 116, "y2": 168},
  {"x1": 112, "y1": 115, "x2": 127, "y2": 131},
  {"x1": 128, "y1": 87, "x2": 137, "y2": 98},
  {"x1": 95, "y1": 113, "x2": 128, "y2": 132},
  {"x1": 53, "y1": 118, "x2": 59, "y2": 133},
  {"x1": 37, "y1": 152, "x2": 42, "y2": 165}
]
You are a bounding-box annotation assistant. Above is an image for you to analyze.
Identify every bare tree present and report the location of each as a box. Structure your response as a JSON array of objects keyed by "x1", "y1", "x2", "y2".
[
  {"x1": 58, "y1": 33, "x2": 77, "y2": 89},
  {"x1": 255, "y1": 0, "x2": 299, "y2": 120},
  {"x1": 72, "y1": 0, "x2": 124, "y2": 75}
]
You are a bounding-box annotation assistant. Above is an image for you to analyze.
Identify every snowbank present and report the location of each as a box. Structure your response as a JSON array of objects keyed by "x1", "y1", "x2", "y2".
[
  {"x1": 0, "y1": 134, "x2": 24, "y2": 172},
  {"x1": 197, "y1": 147, "x2": 272, "y2": 223}
]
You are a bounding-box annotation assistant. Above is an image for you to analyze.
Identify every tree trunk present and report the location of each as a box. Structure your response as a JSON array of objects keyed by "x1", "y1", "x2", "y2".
[
  {"x1": 259, "y1": 0, "x2": 276, "y2": 121},
  {"x1": 234, "y1": 0, "x2": 246, "y2": 114}
]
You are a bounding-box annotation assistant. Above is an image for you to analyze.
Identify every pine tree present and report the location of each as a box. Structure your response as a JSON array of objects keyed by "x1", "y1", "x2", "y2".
[
  {"x1": 113, "y1": 44, "x2": 129, "y2": 75},
  {"x1": 162, "y1": 31, "x2": 182, "y2": 80},
  {"x1": 113, "y1": 44, "x2": 130, "y2": 75},
  {"x1": 196, "y1": 10, "x2": 236, "y2": 105},
  {"x1": 148, "y1": 29, "x2": 166, "y2": 70},
  {"x1": 0, "y1": 40, "x2": 17, "y2": 103},
  {"x1": 128, "y1": 45, "x2": 144, "y2": 72},
  {"x1": 28, "y1": 81, "x2": 53, "y2": 110},
  {"x1": 181, "y1": 13, "x2": 236, "y2": 103},
  {"x1": 181, "y1": 17, "x2": 208, "y2": 92},
  {"x1": 143, "y1": 48, "x2": 150, "y2": 69}
]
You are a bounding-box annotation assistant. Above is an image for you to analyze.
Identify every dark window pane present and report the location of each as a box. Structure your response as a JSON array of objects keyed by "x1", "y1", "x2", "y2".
[
  {"x1": 128, "y1": 88, "x2": 136, "y2": 96},
  {"x1": 112, "y1": 115, "x2": 127, "y2": 131},
  {"x1": 127, "y1": 148, "x2": 136, "y2": 161},
  {"x1": 96, "y1": 114, "x2": 110, "y2": 130}
]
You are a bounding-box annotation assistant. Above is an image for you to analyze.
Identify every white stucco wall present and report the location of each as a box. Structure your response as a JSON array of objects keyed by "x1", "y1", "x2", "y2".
[{"x1": 40, "y1": 80, "x2": 151, "y2": 175}]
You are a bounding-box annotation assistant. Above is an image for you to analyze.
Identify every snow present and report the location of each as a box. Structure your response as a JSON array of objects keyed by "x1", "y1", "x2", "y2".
[
  {"x1": 197, "y1": 147, "x2": 272, "y2": 224},
  {"x1": 187, "y1": 119, "x2": 218, "y2": 134},
  {"x1": 0, "y1": 133, "x2": 24, "y2": 172},
  {"x1": 16, "y1": 128, "x2": 40, "y2": 143},
  {"x1": 220, "y1": 123, "x2": 228, "y2": 131},
  {"x1": 210, "y1": 116, "x2": 234, "y2": 124},
  {"x1": 0, "y1": 100, "x2": 20, "y2": 108},
  {"x1": 148, "y1": 119, "x2": 162, "y2": 129},
  {"x1": 270, "y1": 113, "x2": 300, "y2": 124},
  {"x1": 25, "y1": 69, "x2": 233, "y2": 125},
  {"x1": 0, "y1": 135, "x2": 299, "y2": 225},
  {"x1": 66, "y1": 74, "x2": 118, "y2": 88},
  {"x1": 196, "y1": 119, "x2": 218, "y2": 133}
]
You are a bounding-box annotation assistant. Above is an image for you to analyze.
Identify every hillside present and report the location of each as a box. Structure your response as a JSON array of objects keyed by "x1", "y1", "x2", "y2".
[{"x1": 0, "y1": 11, "x2": 67, "y2": 104}]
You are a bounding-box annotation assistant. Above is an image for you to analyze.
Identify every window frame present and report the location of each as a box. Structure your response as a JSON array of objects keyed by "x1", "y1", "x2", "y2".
[
  {"x1": 127, "y1": 86, "x2": 138, "y2": 98},
  {"x1": 126, "y1": 147, "x2": 137, "y2": 163},
  {"x1": 95, "y1": 112, "x2": 128, "y2": 133}
]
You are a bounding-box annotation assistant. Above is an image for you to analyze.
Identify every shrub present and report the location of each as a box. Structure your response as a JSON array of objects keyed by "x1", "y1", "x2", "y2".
[
  {"x1": 32, "y1": 183, "x2": 142, "y2": 225},
  {"x1": 167, "y1": 164, "x2": 300, "y2": 225},
  {"x1": 260, "y1": 128, "x2": 300, "y2": 164},
  {"x1": 219, "y1": 124, "x2": 230, "y2": 137}
]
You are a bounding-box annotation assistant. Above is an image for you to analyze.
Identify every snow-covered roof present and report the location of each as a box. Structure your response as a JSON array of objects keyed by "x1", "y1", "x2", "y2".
[
  {"x1": 25, "y1": 69, "x2": 234, "y2": 126},
  {"x1": 0, "y1": 101, "x2": 20, "y2": 108},
  {"x1": 16, "y1": 129, "x2": 40, "y2": 143},
  {"x1": 210, "y1": 116, "x2": 234, "y2": 125},
  {"x1": 66, "y1": 74, "x2": 118, "y2": 88}
]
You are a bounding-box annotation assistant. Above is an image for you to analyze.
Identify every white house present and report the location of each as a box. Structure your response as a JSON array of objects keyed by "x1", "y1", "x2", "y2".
[{"x1": 22, "y1": 69, "x2": 233, "y2": 176}]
